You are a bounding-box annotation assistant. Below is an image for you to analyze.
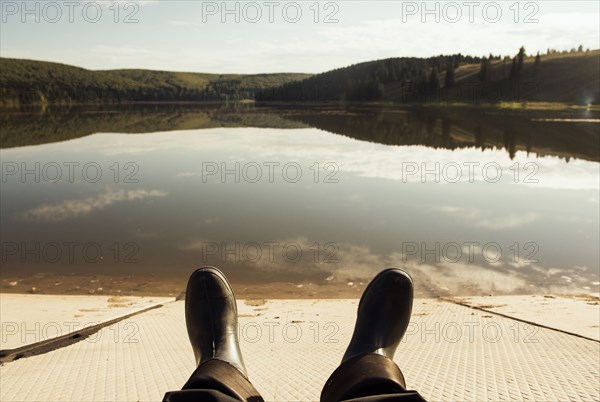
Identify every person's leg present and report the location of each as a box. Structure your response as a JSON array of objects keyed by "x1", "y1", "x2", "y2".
[
  {"x1": 163, "y1": 359, "x2": 262, "y2": 402},
  {"x1": 321, "y1": 268, "x2": 427, "y2": 402},
  {"x1": 163, "y1": 267, "x2": 264, "y2": 402}
]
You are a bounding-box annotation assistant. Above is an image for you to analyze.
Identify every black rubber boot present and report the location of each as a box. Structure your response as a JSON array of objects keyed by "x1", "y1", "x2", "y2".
[
  {"x1": 320, "y1": 268, "x2": 420, "y2": 402},
  {"x1": 341, "y1": 268, "x2": 414, "y2": 363},
  {"x1": 185, "y1": 267, "x2": 247, "y2": 376}
]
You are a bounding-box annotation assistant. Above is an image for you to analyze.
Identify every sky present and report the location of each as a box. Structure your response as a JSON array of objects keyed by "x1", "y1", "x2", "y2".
[{"x1": 1, "y1": 1, "x2": 599, "y2": 74}]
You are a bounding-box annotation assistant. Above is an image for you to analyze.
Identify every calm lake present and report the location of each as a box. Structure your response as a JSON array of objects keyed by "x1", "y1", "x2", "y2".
[{"x1": 1, "y1": 104, "x2": 599, "y2": 297}]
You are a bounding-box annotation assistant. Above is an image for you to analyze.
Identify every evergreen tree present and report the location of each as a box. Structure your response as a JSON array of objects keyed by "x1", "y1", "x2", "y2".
[
  {"x1": 534, "y1": 51, "x2": 541, "y2": 70},
  {"x1": 509, "y1": 57, "x2": 518, "y2": 79},
  {"x1": 479, "y1": 58, "x2": 486, "y2": 81},
  {"x1": 517, "y1": 46, "x2": 526, "y2": 75},
  {"x1": 428, "y1": 68, "x2": 440, "y2": 91},
  {"x1": 478, "y1": 57, "x2": 491, "y2": 81},
  {"x1": 376, "y1": 80, "x2": 385, "y2": 99},
  {"x1": 578, "y1": 44, "x2": 583, "y2": 52},
  {"x1": 417, "y1": 70, "x2": 428, "y2": 95},
  {"x1": 445, "y1": 61, "x2": 455, "y2": 88}
]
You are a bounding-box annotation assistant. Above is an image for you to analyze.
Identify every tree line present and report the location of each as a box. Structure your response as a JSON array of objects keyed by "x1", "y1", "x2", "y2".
[
  {"x1": 256, "y1": 45, "x2": 593, "y2": 102},
  {"x1": 256, "y1": 54, "x2": 487, "y2": 102},
  {"x1": 0, "y1": 58, "x2": 309, "y2": 107}
]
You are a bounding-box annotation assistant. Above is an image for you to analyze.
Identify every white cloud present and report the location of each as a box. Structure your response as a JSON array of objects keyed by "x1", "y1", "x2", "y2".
[{"x1": 20, "y1": 188, "x2": 167, "y2": 222}]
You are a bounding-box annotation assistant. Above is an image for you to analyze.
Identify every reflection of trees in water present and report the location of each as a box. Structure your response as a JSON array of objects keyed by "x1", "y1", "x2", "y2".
[
  {"x1": 1, "y1": 104, "x2": 598, "y2": 163},
  {"x1": 0, "y1": 103, "x2": 306, "y2": 148},
  {"x1": 474, "y1": 126, "x2": 483, "y2": 148},
  {"x1": 441, "y1": 119, "x2": 451, "y2": 147},
  {"x1": 504, "y1": 130, "x2": 517, "y2": 160},
  {"x1": 287, "y1": 106, "x2": 599, "y2": 162}
]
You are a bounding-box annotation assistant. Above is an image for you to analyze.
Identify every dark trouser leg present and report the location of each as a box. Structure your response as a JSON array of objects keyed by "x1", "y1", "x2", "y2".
[
  {"x1": 321, "y1": 354, "x2": 427, "y2": 402},
  {"x1": 163, "y1": 359, "x2": 264, "y2": 402}
]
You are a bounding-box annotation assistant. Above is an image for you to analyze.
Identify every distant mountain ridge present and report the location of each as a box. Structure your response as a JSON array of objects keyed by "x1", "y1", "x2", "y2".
[
  {"x1": 0, "y1": 58, "x2": 310, "y2": 106},
  {"x1": 258, "y1": 50, "x2": 600, "y2": 105},
  {"x1": 1, "y1": 50, "x2": 599, "y2": 106}
]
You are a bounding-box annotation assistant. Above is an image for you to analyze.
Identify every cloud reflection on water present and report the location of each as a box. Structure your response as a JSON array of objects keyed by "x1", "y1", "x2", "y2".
[
  {"x1": 16, "y1": 128, "x2": 597, "y2": 190},
  {"x1": 20, "y1": 188, "x2": 168, "y2": 222}
]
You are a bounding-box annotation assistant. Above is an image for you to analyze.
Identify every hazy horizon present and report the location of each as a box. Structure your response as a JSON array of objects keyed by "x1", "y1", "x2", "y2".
[{"x1": 1, "y1": 1, "x2": 599, "y2": 74}]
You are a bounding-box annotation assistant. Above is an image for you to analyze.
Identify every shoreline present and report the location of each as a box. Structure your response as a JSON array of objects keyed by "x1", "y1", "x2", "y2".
[
  {"x1": 2, "y1": 100, "x2": 598, "y2": 111},
  {"x1": 2, "y1": 272, "x2": 598, "y2": 299},
  {"x1": 0, "y1": 273, "x2": 371, "y2": 299}
]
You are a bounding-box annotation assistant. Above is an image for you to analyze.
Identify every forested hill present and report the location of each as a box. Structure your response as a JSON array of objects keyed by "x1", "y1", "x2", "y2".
[
  {"x1": 2, "y1": 49, "x2": 598, "y2": 107},
  {"x1": 0, "y1": 58, "x2": 310, "y2": 107},
  {"x1": 257, "y1": 49, "x2": 600, "y2": 105},
  {"x1": 257, "y1": 53, "x2": 482, "y2": 102}
]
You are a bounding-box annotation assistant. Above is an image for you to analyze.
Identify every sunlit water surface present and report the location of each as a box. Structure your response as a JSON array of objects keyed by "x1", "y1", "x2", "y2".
[{"x1": 1, "y1": 105, "x2": 598, "y2": 296}]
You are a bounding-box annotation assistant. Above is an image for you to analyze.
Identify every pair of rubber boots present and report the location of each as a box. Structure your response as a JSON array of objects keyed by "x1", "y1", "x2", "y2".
[{"x1": 184, "y1": 267, "x2": 414, "y2": 401}]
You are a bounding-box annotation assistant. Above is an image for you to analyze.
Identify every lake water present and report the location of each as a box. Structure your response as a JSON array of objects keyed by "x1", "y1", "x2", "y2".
[{"x1": 1, "y1": 104, "x2": 599, "y2": 297}]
